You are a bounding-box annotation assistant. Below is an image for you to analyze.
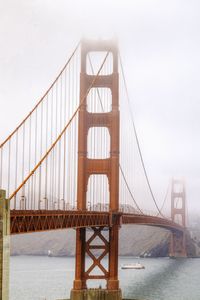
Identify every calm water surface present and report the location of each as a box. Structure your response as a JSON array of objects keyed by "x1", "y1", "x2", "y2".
[{"x1": 10, "y1": 256, "x2": 200, "y2": 300}]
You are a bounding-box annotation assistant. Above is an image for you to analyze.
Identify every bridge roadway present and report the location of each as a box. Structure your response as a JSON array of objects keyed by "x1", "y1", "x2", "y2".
[{"x1": 10, "y1": 210, "x2": 185, "y2": 235}]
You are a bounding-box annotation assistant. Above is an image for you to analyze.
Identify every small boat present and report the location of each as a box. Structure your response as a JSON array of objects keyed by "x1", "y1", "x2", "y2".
[{"x1": 121, "y1": 263, "x2": 145, "y2": 270}]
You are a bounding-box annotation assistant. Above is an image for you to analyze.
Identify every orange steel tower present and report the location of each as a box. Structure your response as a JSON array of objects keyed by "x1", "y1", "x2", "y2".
[
  {"x1": 70, "y1": 39, "x2": 122, "y2": 299},
  {"x1": 170, "y1": 179, "x2": 187, "y2": 257}
]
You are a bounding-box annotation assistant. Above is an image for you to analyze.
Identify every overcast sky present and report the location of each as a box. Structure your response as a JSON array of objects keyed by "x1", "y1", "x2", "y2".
[{"x1": 1, "y1": 0, "x2": 200, "y2": 217}]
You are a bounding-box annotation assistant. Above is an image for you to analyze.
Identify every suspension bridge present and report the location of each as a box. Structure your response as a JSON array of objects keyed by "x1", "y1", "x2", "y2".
[{"x1": 0, "y1": 39, "x2": 188, "y2": 300}]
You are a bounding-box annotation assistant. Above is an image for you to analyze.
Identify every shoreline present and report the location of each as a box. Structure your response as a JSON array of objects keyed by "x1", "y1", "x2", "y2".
[{"x1": 10, "y1": 254, "x2": 200, "y2": 258}]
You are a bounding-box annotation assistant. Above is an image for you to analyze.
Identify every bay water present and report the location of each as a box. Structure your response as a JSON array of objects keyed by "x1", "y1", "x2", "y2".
[{"x1": 10, "y1": 256, "x2": 200, "y2": 300}]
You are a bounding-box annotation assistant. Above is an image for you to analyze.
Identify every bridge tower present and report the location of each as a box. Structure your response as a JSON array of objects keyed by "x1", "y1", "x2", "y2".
[
  {"x1": 70, "y1": 39, "x2": 122, "y2": 300},
  {"x1": 170, "y1": 179, "x2": 187, "y2": 257}
]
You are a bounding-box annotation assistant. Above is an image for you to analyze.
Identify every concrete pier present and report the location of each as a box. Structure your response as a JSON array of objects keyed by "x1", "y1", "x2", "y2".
[
  {"x1": 70, "y1": 289, "x2": 122, "y2": 300},
  {"x1": 0, "y1": 189, "x2": 10, "y2": 300}
]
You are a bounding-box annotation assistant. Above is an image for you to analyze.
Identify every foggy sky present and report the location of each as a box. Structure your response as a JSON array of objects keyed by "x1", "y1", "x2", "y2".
[{"x1": 1, "y1": 0, "x2": 200, "y2": 217}]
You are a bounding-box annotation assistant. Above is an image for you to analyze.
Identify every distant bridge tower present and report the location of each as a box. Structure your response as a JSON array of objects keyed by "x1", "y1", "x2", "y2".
[
  {"x1": 70, "y1": 39, "x2": 122, "y2": 300},
  {"x1": 170, "y1": 179, "x2": 187, "y2": 257}
]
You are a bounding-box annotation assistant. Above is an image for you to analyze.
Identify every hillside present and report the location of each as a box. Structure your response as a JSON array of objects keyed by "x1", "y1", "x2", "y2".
[{"x1": 10, "y1": 224, "x2": 199, "y2": 257}]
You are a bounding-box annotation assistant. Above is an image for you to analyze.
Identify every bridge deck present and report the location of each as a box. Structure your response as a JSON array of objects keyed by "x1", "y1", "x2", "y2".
[{"x1": 10, "y1": 210, "x2": 184, "y2": 234}]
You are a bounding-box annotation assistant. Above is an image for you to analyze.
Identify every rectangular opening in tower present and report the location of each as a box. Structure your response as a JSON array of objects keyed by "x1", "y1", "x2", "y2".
[
  {"x1": 86, "y1": 52, "x2": 113, "y2": 75},
  {"x1": 87, "y1": 127, "x2": 110, "y2": 159},
  {"x1": 86, "y1": 174, "x2": 109, "y2": 211},
  {"x1": 87, "y1": 87, "x2": 112, "y2": 113},
  {"x1": 174, "y1": 197, "x2": 184, "y2": 209}
]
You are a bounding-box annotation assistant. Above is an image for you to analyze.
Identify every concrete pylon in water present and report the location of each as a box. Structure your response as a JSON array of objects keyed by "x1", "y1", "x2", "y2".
[{"x1": 0, "y1": 189, "x2": 10, "y2": 300}]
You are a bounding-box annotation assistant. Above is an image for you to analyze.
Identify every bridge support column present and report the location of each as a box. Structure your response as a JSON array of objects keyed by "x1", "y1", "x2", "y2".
[
  {"x1": 169, "y1": 179, "x2": 187, "y2": 257},
  {"x1": 107, "y1": 225, "x2": 119, "y2": 290},
  {"x1": 71, "y1": 224, "x2": 122, "y2": 300},
  {"x1": 70, "y1": 289, "x2": 122, "y2": 300},
  {"x1": 73, "y1": 228, "x2": 87, "y2": 290},
  {"x1": 170, "y1": 230, "x2": 186, "y2": 258},
  {"x1": 71, "y1": 39, "x2": 121, "y2": 299},
  {"x1": 0, "y1": 189, "x2": 10, "y2": 300}
]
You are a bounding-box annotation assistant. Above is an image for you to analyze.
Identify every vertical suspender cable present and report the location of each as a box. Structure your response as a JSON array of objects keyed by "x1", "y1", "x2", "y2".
[
  {"x1": 68, "y1": 67, "x2": 71, "y2": 209},
  {"x1": 119, "y1": 53, "x2": 165, "y2": 217},
  {"x1": 89, "y1": 53, "x2": 143, "y2": 214},
  {"x1": 0, "y1": 148, "x2": 2, "y2": 189},
  {"x1": 67, "y1": 64, "x2": 71, "y2": 208},
  {"x1": 45, "y1": 95, "x2": 49, "y2": 208},
  {"x1": 0, "y1": 43, "x2": 80, "y2": 208},
  {"x1": 58, "y1": 76, "x2": 62, "y2": 209},
  {"x1": 14, "y1": 131, "x2": 18, "y2": 209},
  {"x1": 72, "y1": 57, "x2": 75, "y2": 209},
  {"x1": 8, "y1": 51, "x2": 110, "y2": 204},
  {"x1": 54, "y1": 82, "x2": 58, "y2": 209},
  {"x1": 63, "y1": 69, "x2": 67, "y2": 207},
  {"x1": 34, "y1": 108, "x2": 38, "y2": 210},
  {"x1": 39, "y1": 101, "x2": 43, "y2": 208},
  {"x1": 74, "y1": 51, "x2": 78, "y2": 210},
  {"x1": 29, "y1": 115, "x2": 32, "y2": 209},
  {"x1": 0, "y1": 42, "x2": 80, "y2": 151},
  {"x1": 50, "y1": 89, "x2": 54, "y2": 209},
  {"x1": 21, "y1": 123, "x2": 25, "y2": 209},
  {"x1": 7, "y1": 140, "x2": 11, "y2": 199}
]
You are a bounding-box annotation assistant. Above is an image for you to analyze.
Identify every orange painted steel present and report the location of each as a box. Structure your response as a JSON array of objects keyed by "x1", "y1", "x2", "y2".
[
  {"x1": 85, "y1": 227, "x2": 109, "y2": 280},
  {"x1": 74, "y1": 39, "x2": 120, "y2": 291},
  {"x1": 10, "y1": 210, "x2": 185, "y2": 235},
  {"x1": 170, "y1": 179, "x2": 187, "y2": 257},
  {"x1": 10, "y1": 210, "x2": 111, "y2": 234},
  {"x1": 122, "y1": 213, "x2": 184, "y2": 232}
]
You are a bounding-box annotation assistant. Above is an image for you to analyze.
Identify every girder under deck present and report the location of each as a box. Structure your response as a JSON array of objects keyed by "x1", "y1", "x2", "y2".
[{"x1": 10, "y1": 210, "x2": 185, "y2": 235}]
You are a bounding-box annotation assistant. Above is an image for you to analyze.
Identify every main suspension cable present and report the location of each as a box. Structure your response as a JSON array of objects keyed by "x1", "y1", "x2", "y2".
[
  {"x1": 8, "y1": 51, "x2": 110, "y2": 201},
  {"x1": 0, "y1": 41, "x2": 80, "y2": 149},
  {"x1": 88, "y1": 54, "x2": 144, "y2": 214},
  {"x1": 119, "y1": 52, "x2": 166, "y2": 218},
  {"x1": 156, "y1": 181, "x2": 170, "y2": 217}
]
